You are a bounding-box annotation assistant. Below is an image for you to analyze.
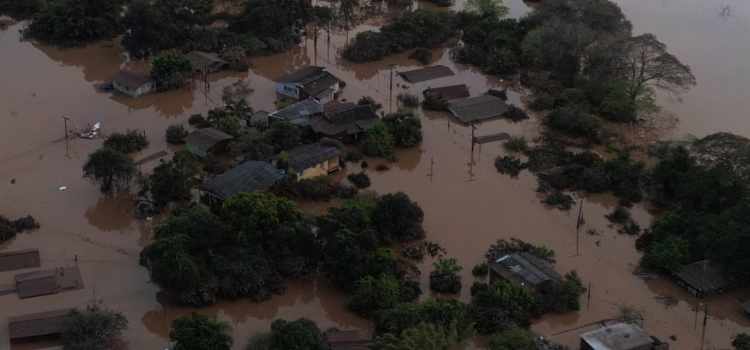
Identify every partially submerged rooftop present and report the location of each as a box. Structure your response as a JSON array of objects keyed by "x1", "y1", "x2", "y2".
[
  {"x1": 285, "y1": 143, "x2": 341, "y2": 174},
  {"x1": 0, "y1": 249, "x2": 41, "y2": 272},
  {"x1": 185, "y1": 51, "x2": 227, "y2": 73},
  {"x1": 423, "y1": 84, "x2": 470, "y2": 101},
  {"x1": 448, "y1": 94, "x2": 508, "y2": 124},
  {"x1": 399, "y1": 65, "x2": 455, "y2": 83},
  {"x1": 325, "y1": 329, "x2": 371, "y2": 350},
  {"x1": 113, "y1": 69, "x2": 152, "y2": 90},
  {"x1": 9, "y1": 309, "x2": 73, "y2": 340},
  {"x1": 674, "y1": 259, "x2": 729, "y2": 296},
  {"x1": 15, "y1": 266, "x2": 84, "y2": 299},
  {"x1": 490, "y1": 252, "x2": 561, "y2": 288},
  {"x1": 277, "y1": 66, "x2": 340, "y2": 97},
  {"x1": 271, "y1": 99, "x2": 324, "y2": 126},
  {"x1": 580, "y1": 323, "x2": 666, "y2": 350},
  {"x1": 202, "y1": 161, "x2": 284, "y2": 200},
  {"x1": 185, "y1": 128, "x2": 234, "y2": 156},
  {"x1": 310, "y1": 102, "x2": 379, "y2": 137}
]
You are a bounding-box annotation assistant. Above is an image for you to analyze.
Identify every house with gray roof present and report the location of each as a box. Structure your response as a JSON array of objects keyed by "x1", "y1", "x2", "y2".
[
  {"x1": 489, "y1": 252, "x2": 561, "y2": 290},
  {"x1": 673, "y1": 260, "x2": 730, "y2": 297},
  {"x1": 185, "y1": 128, "x2": 234, "y2": 158},
  {"x1": 283, "y1": 143, "x2": 341, "y2": 180},
  {"x1": 310, "y1": 102, "x2": 379, "y2": 142},
  {"x1": 580, "y1": 322, "x2": 668, "y2": 350},
  {"x1": 448, "y1": 94, "x2": 509, "y2": 124},
  {"x1": 200, "y1": 161, "x2": 284, "y2": 203},
  {"x1": 270, "y1": 99, "x2": 324, "y2": 126},
  {"x1": 112, "y1": 69, "x2": 154, "y2": 98},
  {"x1": 9, "y1": 309, "x2": 73, "y2": 341},
  {"x1": 15, "y1": 266, "x2": 84, "y2": 299},
  {"x1": 0, "y1": 249, "x2": 41, "y2": 272},
  {"x1": 185, "y1": 51, "x2": 228, "y2": 73},
  {"x1": 276, "y1": 66, "x2": 341, "y2": 103}
]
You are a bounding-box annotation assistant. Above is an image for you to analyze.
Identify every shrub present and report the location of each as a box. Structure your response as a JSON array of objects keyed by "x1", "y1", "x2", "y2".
[
  {"x1": 494, "y1": 156, "x2": 526, "y2": 177},
  {"x1": 503, "y1": 136, "x2": 528, "y2": 153},
  {"x1": 267, "y1": 319, "x2": 327, "y2": 350},
  {"x1": 188, "y1": 114, "x2": 209, "y2": 127},
  {"x1": 545, "y1": 106, "x2": 601, "y2": 141},
  {"x1": 151, "y1": 52, "x2": 193, "y2": 91},
  {"x1": 83, "y1": 148, "x2": 137, "y2": 194},
  {"x1": 542, "y1": 191, "x2": 574, "y2": 210},
  {"x1": 358, "y1": 96, "x2": 383, "y2": 110},
  {"x1": 348, "y1": 172, "x2": 371, "y2": 189},
  {"x1": 103, "y1": 130, "x2": 149, "y2": 154},
  {"x1": 166, "y1": 124, "x2": 189, "y2": 144},
  {"x1": 472, "y1": 262, "x2": 489, "y2": 278},
  {"x1": 361, "y1": 122, "x2": 395, "y2": 159},
  {"x1": 292, "y1": 177, "x2": 335, "y2": 200},
  {"x1": 429, "y1": 257, "x2": 462, "y2": 294},
  {"x1": 62, "y1": 305, "x2": 128, "y2": 350},
  {"x1": 502, "y1": 105, "x2": 529, "y2": 122},
  {"x1": 529, "y1": 93, "x2": 555, "y2": 111},
  {"x1": 170, "y1": 313, "x2": 232, "y2": 350},
  {"x1": 397, "y1": 93, "x2": 420, "y2": 108},
  {"x1": 409, "y1": 48, "x2": 432, "y2": 65},
  {"x1": 384, "y1": 112, "x2": 423, "y2": 148}
]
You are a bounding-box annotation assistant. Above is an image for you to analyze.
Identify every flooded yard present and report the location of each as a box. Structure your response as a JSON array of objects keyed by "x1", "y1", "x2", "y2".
[{"x1": 1, "y1": 0, "x2": 750, "y2": 349}]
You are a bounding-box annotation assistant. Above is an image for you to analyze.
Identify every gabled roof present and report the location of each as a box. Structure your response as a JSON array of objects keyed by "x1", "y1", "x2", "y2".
[
  {"x1": 311, "y1": 102, "x2": 379, "y2": 137},
  {"x1": 490, "y1": 252, "x2": 561, "y2": 288},
  {"x1": 15, "y1": 266, "x2": 84, "y2": 299},
  {"x1": 271, "y1": 99, "x2": 324, "y2": 126},
  {"x1": 285, "y1": 143, "x2": 341, "y2": 173},
  {"x1": 202, "y1": 161, "x2": 284, "y2": 200},
  {"x1": 674, "y1": 260, "x2": 730, "y2": 295},
  {"x1": 9, "y1": 309, "x2": 73, "y2": 340},
  {"x1": 113, "y1": 69, "x2": 152, "y2": 90},
  {"x1": 448, "y1": 94, "x2": 508, "y2": 124},
  {"x1": 277, "y1": 66, "x2": 340, "y2": 97},
  {"x1": 186, "y1": 128, "x2": 234, "y2": 154},
  {"x1": 399, "y1": 65, "x2": 454, "y2": 83},
  {"x1": 580, "y1": 323, "x2": 657, "y2": 350},
  {"x1": 423, "y1": 84, "x2": 470, "y2": 101}
]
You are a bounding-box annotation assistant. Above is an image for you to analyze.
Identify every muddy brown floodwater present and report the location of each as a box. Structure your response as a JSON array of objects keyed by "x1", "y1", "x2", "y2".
[{"x1": 1, "y1": 0, "x2": 749, "y2": 349}]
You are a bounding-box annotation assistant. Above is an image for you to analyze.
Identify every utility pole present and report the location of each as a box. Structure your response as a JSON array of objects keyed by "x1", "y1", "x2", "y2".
[
  {"x1": 388, "y1": 64, "x2": 395, "y2": 113},
  {"x1": 700, "y1": 303, "x2": 709, "y2": 350},
  {"x1": 62, "y1": 115, "x2": 71, "y2": 140},
  {"x1": 587, "y1": 282, "x2": 592, "y2": 309},
  {"x1": 576, "y1": 199, "x2": 584, "y2": 256}
]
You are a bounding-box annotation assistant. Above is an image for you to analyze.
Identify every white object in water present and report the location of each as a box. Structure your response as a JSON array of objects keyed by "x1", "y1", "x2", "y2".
[{"x1": 58, "y1": 186, "x2": 68, "y2": 191}]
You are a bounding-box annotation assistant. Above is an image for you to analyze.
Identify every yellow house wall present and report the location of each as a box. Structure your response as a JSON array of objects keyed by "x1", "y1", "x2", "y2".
[{"x1": 298, "y1": 159, "x2": 339, "y2": 180}]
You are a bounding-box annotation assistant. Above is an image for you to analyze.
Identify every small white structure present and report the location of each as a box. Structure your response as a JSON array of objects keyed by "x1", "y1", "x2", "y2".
[
  {"x1": 112, "y1": 70, "x2": 153, "y2": 98},
  {"x1": 580, "y1": 323, "x2": 668, "y2": 350},
  {"x1": 275, "y1": 66, "x2": 340, "y2": 103}
]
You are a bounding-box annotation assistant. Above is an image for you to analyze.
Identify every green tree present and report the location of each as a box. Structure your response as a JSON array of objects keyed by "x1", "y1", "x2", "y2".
[
  {"x1": 372, "y1": 322, "x2": 465, "y2": 350},
  {"x1": 23, "y1": 0, "x2": 124, "y2": 46},
  {"x1": 349, "y1": 274, "x2": 412, "y2": 317},
  {"x1": 373, "y1": 192, "x2": 425, "y2": 242},
  {"x1": 734, "y1": 333, "x2": 750, "y2": 350},
  {"x1": 170, "y1": 313, "x2": 232, "y2": 350},
  {"x1": 362, "y1": 122, "x2": 395, "y2": 158},
  {"x1": 83, "y1": 148, "x2": 136, "y2": 194},
  {"x1": 62, "y1": 305, "x2": 128, "y2": 350},
  {"x1": 221, "y1": 192, "x2": 300, "y2": 243},
  {"x1": 465, "y1": 0, "x2": 508, "y2": 18},
  {"x1": 470, "y1": 281, "x2": 539, "y2": 334},
  {"x1": 267, "y1": 318, "x2": 328, "y2": 350},
  {"x1": 0, "y1": 0, "x2": 46, "y2": 20},
  {"x1": 384, "y1": 112, "x2": 423, "y2": 148},
  {"x1": 429, "y1": 257, "x2": 462, "y2": 294},
  {"x1": 642, "y1": 236, "x2": 690, "y2": 273},
  {"x1": 103, "y1": 130, "x2": 149, "y2": 154},
  {"x1": 264, "y1": 121, "x2": 302, "y2": 151},
  {"x1": 166, "y1": 125, "x2": 189, "y2": 144},
  {"x1": 148, "y1": 153, "x2": 198, "y2": 207},
  {"x1": 123, "y1": 0, "x2": 213, "y2": 57},
  {"x1": 151, "y1": 52, "x2": 193, "y2": 91},
  {"x1": 488, "y1": 327, "x2": 537, "y2": 350}
]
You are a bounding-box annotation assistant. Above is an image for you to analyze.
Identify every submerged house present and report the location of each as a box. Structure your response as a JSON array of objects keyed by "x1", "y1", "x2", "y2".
[
  {"x1": 283, "y1": 143, "x2": 342, "y2": 180},
  {"x1": 0, "y1": 249, "x2": 41, "y2": 272},
  {"x1": 423, "y1": 84, "x2": 470, "y2": 102},
  {"x1": 8, "y1": 309, "x2": 73, "y2": 342},
  {"x1": 15, "y1": 266, "x2": 84, "y2": 299},
  {"x1": 269, "y1": 99, "x2": 324, "y2": 126},
  {"x1": 112, "y1": 69, "x2": 154, "y2": 98},
  {"x1": 673, "y1": 260, "x2": 730, "y2": 297},
  {"x1": 489, "y1": 252, "x2": 561, "y2": 290},
  {"x1": 325, "y1": 329, "x2": 372, "y2": 350},
  {"x1": 276, "y1": 66, "x2": 341, "y2": 103},
  {"x1": 448, "y1": 94, "x2": 508, "y2": 124},
  {"x1": 200, "y1": 161, "x2": 284, "y2": 203},
  {"x1": 310, "y1": 102, "x2": 380, "y2": 141},
  {"x1": 580, "y1": 322, "x2": 669, "y2": 350},
  {"x1": 185, "y1": 51, "x2": 228, "y2": 74},
  {"x1": 185, "y1": 128, "x2": 234, "y2": 158}
]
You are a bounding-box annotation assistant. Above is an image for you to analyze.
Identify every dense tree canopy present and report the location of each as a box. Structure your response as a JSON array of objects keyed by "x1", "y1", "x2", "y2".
[
  {"x1": 23, "y1": 0, "x2": 124, "y2": 46},
  {"x1": 266, "y1": 318, "x2": 328, "y2": 350},
  {"x1": 62, "y1": 305, "x2": 127, "y2": 350},
  {"x1": 123, "y1": 0, "x2": 213, "y2": 57},
  {"x1": 151, "y1": 52, "x2": 193, "y2": 91},
  {"x1": 170, "y1": 313, "x2": 232, "y2": 350},
  {"x1": 83, "y1": 148, "x2": 136, "y2": 194}
]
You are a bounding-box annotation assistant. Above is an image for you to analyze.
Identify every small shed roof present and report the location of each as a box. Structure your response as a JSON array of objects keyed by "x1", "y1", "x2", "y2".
[
  {"x1": 286, "y1": 143, "x2": 341, "y2": 174},
  {"x1": 301, "y1": 72, "x2": 339, "y2": 97},
  {"x1": 186, "y1": 51, "x2": 227, "y2": 72},
  {"x1": 399, "y1": 65, "x2": 454, "y2": 83},
  {"x1": 580, "y1": 323, "x2": 656, "y2": 350},
  {"x1": 113, "y1": 70, "x2": 151, "y2": 90},
  {"x1": 311, "y1": 103, "x2": 379, "y2": 137},
  {"x1": 490, "y1": 252, "x2": 561, "y2": 288},
  {"x1": 0, "y1": 249, "x2": 41, "y2": 272},
  {"x1": 674, "y1": 260, "x2": 730, "y2": 295},
  {"x1": 202, "y1": 161, "x2": 284, "y2": 200},
  {"x1": 423, "y1": 84, "x2": 470, "y2": 101},
  {"x1": 15, "y1": 266, "x2": 84, "y2": 299},
  {"x1": 9, "y1": 309, "x2": 73, "y2": 340},
  {"x1": 448, "y1": 95, "x2": 508, "y2": 124},
  {"x1": 186, "y1": 128, "x2": 234, "y2": 155},
  {"x1": 271, "y1": 99, "x2": 324, "y2": 126}
]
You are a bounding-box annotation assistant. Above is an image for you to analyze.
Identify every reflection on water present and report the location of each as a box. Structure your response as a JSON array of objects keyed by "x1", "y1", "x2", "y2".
[{"x1": 1, "y1": 1, "x2": 750, "y2": 349}]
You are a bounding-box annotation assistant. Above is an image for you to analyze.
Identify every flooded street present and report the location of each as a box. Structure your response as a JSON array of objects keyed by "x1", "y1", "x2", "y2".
[{"x1": 1, "y1": 0, "x2": 750, "y2": 349}]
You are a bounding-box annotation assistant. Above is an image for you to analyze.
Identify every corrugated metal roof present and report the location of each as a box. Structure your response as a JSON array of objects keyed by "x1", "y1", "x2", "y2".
[
  {"x1": 0, "y1": 249, "x2": 41, "y2": 272},
  {"x1": 186, "y1": 128, "x2": 234, "y2": 155},
  {"x1": 113, "y1": 70, "x2": 151, "y2": 90},
  {"x1": 9, "y1": 309, "x2": 73, "y2": 340},
  {"x1": 491, "y1": 252, "x2": 561, "y2": 287},
  {"x1": 580, "y1": 323, "x2": 655, "y2": 350},
  {"x1": 285, "y1": 143, "x2": 340, "y2": 174},
  {"x1": 277, "y1": 66, "x2": 326, "y2": 83},
  {"x1": 423, "y1": 84, "x2": 470, "y2": 101},
  {"x1": 15, "y1": 266, "x2": 84, "y2": 299},
  {"x1": 271, "y1": 99, "x2": 323, "y2": 125},
  {"x1": 399, "y1": 65, "x2": 454, "y2": 83},
  {"x1": 448, "y1": 95, "x2": 508, "y2": 124},
  {"x1": 675, "y1": 260, "x2": 729, "y2": 295},
  {"x1": 202, "y1": 161, "x2": 284, "y2": 200}
]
